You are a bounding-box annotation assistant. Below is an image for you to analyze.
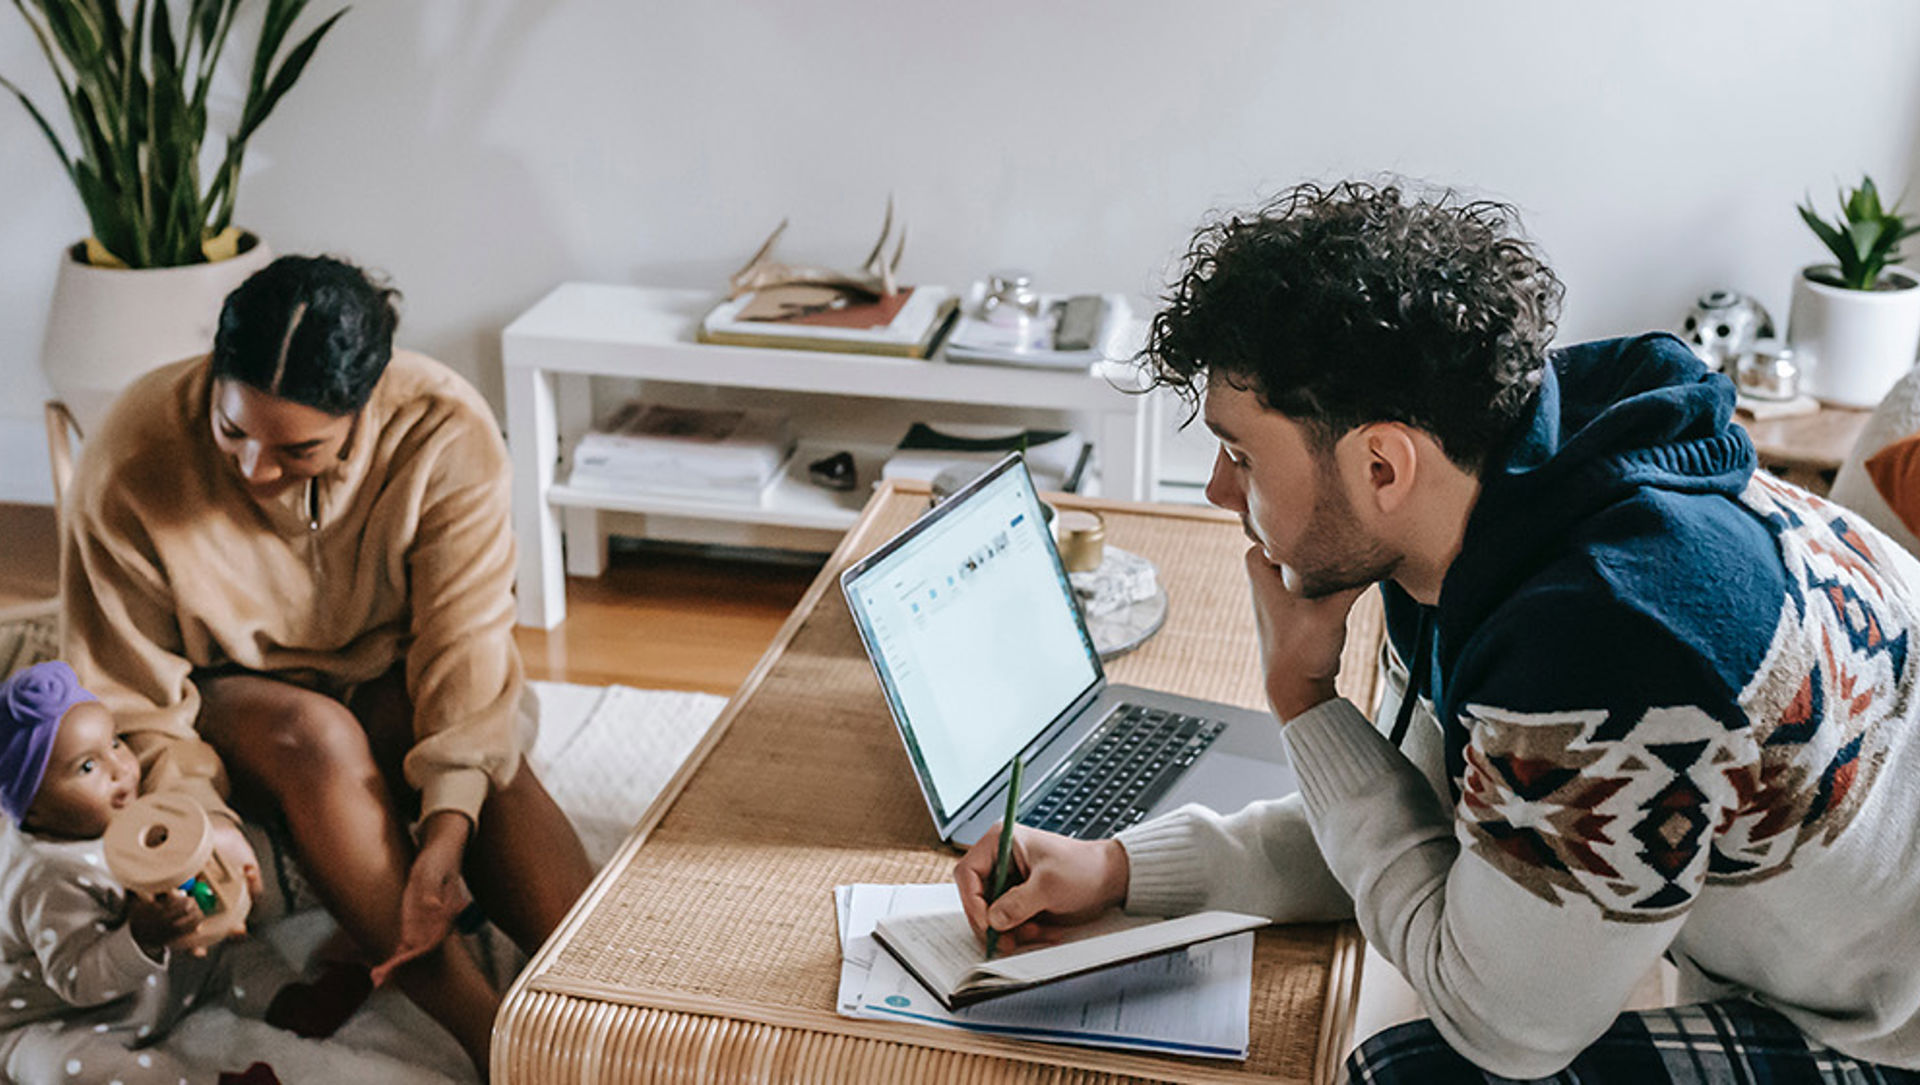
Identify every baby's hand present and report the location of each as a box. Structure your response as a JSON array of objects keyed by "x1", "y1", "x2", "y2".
[{"x1": 127, "y1": 889, "x2": 200, "y2": 957}]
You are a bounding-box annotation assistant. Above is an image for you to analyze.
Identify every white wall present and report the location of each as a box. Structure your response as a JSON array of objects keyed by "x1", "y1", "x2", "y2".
[{"x1": 6, "y1": 0, "x2": 1920, "y2": 501}]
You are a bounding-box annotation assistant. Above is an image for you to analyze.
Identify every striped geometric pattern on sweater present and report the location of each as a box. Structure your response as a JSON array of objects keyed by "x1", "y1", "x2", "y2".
[{"x1": 1454, "y1": 473, "x2": 1915, "y2": 923}]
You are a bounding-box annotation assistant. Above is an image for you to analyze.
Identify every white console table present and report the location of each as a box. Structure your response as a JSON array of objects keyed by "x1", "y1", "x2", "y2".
[{"x1": 501, "y1": 283, "x2": 1158, "y2": 628}]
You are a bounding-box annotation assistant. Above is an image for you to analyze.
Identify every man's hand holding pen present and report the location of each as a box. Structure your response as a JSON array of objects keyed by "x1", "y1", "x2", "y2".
[{"x1": 954, "y1": 825, "x2": 1133, "y2": 953}]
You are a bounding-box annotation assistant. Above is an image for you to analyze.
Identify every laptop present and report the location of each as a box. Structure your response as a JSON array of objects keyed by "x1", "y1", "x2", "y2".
[{"x1": 840, "y1": 453, "x2": 1297, "y2": 848}]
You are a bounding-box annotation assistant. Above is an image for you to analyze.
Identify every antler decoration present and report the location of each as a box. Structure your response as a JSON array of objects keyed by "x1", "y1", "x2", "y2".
[{"x1": 727, "y1": 198, "x2": 906, "y2": 300}]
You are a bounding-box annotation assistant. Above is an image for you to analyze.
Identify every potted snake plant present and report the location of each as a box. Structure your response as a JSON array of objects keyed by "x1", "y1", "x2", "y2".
[
  {"x1": 2, "y1": 0, "x2": 345, "y2": 431},
  {"x1": 1788, "y1": 176, "x2": 1920, "y2": 408}
]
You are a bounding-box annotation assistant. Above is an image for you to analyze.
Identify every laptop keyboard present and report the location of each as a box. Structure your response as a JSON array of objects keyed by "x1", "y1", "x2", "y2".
[{"x1": 1024, "y1": 703, "x2": 1228, "y2": 839}]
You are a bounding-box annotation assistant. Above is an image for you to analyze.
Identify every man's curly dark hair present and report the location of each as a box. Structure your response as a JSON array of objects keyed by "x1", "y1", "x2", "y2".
[{"x1": 1145, "y1": 180, "x2": 1564, "y2": 472}]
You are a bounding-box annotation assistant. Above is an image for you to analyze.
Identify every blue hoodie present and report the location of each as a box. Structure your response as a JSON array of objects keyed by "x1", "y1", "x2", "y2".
[
  {"x1": 1383, "y1": 332, "x2": 1909, "y2": 912},
  {"x1": 1123, "y1": 331, "x2": 1920, "y2": 1074}
]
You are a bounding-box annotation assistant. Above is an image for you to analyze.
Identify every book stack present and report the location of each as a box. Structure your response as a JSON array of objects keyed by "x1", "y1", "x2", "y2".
[
  {"x1": 698, "y1": 284, "x2": 959, "y2": 358},
  {"x1": 567, "y1": 402, "x2": 794, "y2": 505}
]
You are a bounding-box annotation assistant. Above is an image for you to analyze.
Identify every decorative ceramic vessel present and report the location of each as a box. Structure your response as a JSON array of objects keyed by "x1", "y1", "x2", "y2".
[
  {"x1": 1679, "y1": 290, "x2": 1774, "y2": 373},
  {"x1": 40, "y1": 233, "x2": 272, "y2": 433},
  {"x1": 1787, "y1": 265, "x2": 1920, "y2": 408}
]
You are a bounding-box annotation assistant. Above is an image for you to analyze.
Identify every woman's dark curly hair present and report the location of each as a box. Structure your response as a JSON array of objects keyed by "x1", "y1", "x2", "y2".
[
  {"x1": 211, "y1": 255, "x2": 402, "y2": 416},
  {"x1": 1145, "y1": 180, "x2": 1563, "y2": 471}
]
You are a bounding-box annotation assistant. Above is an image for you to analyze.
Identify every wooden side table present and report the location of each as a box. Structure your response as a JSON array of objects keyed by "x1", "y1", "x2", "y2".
[
  {"x1": 492, "y1": 481, "x2": 1371, "y2": 1085},
  {"x1": 1738, "y1": 405, "x2": 1871, "y2": 495}
]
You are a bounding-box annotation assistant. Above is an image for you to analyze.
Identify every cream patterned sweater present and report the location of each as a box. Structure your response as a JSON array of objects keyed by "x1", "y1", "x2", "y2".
[{"x1": 1120, "y1": 338, "x2": 1920, "y2": 1077}]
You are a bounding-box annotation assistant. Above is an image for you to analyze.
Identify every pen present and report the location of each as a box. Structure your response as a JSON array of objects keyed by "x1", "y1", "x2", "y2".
[{"x1": 984, "y1": 754, "x2": 1024, "y2": 960}]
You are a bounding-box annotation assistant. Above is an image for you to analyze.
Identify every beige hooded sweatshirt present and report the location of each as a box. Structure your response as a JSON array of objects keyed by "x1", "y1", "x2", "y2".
[{"x1": 61, "y1": 351, "x2": 522, "y2": 826}]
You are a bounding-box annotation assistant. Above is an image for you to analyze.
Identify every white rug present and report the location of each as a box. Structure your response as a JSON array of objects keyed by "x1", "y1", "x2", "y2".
[{"x1": 161, "y1": 681, "x2": 728, "y2": 1084}]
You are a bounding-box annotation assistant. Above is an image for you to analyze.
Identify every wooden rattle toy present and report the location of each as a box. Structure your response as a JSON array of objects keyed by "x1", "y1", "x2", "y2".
[{"x1": 103, "y1": 792, "x2": 250, "y2": 949}]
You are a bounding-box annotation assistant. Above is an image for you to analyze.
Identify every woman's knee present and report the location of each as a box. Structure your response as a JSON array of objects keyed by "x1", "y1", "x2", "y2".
[{"x1": 244, "y1": 692, "x2": 379, "y2": 792}]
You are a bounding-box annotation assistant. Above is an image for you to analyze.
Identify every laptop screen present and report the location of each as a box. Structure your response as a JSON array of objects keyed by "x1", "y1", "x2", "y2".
[{"x1": 842, "y1": 456, "x2": 1102, "y2": 827}]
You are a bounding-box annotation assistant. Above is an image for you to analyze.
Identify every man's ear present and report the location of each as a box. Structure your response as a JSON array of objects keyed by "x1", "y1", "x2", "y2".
[{"x1": 1353, "y1": 423, "x2": 1420, "y2": 515}]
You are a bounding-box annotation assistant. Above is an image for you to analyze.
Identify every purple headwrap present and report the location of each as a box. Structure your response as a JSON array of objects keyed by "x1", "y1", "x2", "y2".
[{"x1": 0, "y1": 662, "x2": 99, "y2": 823}]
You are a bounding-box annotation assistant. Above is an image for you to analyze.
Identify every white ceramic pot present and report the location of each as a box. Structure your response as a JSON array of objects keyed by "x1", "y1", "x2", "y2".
[
  {"x1": 1786, "y1": 265, "x2": 1920, "y2": 408},
  {"x1": 40, "y1": 234, "x2": 274, "y2": 434}
]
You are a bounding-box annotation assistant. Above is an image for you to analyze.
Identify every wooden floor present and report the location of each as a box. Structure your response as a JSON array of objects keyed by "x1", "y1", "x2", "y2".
[
  {"x1": 512, "y1": 548, "x2": 819, "y2": 693},
  {"x1": 0, "y1": 502, "x2": 820, "y2": 696}
]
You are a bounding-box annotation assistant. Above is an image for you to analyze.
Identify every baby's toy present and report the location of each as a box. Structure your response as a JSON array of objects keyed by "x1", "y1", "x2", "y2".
[{"x1": 103, "y1": 792, "x2": 250, "y2": 949}]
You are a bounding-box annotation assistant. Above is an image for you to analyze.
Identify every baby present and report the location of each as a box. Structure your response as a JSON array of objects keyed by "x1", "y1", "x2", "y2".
[{"x1": 0, "y1": 662, "x2": 359, "y2": 1085}]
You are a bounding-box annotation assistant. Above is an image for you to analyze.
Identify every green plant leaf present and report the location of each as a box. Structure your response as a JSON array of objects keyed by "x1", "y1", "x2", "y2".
[
  {"x1": 1799, "y1": 202, "x2": 1850, "y2": 264},
  {"x1": 0, "y1": 71, "x2": 81, "y2": 188},
  {"x1": 1848, "y1": 218, "x2": 1887, "y2": 263},
  {"x1": 91, "y1": 0, "x2": 129, "y2": 79},
  {"x1": 189, "y1": 0, "x2": 237, "y2": 107},
  {"x1": 236, "y1": 5, "x2": 342, "y2": 142},
  {"x1": 248, "y1": 0, "x2": 308, "y2": 100}
]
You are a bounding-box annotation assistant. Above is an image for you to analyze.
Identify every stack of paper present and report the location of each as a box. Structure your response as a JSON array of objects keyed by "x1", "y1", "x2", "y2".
[
  {"x1": 568, "y1": 402, "x2": 794, "y2": 505},
  {"x1": 833, "y1": 882, "x2": 1253, "y2": 1060}
]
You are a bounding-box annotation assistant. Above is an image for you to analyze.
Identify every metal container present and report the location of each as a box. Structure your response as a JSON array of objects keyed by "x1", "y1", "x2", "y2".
[
  {"x1": 1054, "y1": 508, "x2": 1107, "y2": 572},
  {"x1": 1681, "y1": 290, "x2": 1775, "y2": 373}
]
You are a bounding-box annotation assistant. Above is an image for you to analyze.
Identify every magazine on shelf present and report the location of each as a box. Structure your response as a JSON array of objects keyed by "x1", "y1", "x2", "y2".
[
  {"x1": 698, "y1": 285, "x2": 959, "y2": 358},
  {"x1": 567, "y1": 402, "x2": 794, "y2": 503}
]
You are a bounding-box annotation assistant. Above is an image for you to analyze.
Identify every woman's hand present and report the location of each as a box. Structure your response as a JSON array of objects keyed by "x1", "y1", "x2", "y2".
[{"x1": 370, "y1": 810, "x2": 473, "y2": 987}]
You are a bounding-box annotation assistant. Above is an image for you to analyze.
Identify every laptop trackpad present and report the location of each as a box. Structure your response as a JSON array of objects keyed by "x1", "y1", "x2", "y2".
[{"x1": 1156, "y1": 750, "x2": 1296, "y2": 817}]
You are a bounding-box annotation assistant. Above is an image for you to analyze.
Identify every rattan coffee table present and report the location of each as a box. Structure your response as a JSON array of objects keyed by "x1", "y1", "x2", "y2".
[{"x1": 493, "y1": 482, "x2": 1376, "y2": 1084}]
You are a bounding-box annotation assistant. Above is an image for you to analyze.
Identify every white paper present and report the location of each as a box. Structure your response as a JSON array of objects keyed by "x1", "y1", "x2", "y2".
[{"x1": 833, "y1": 883, "x2": 1251, "y2": 1060}]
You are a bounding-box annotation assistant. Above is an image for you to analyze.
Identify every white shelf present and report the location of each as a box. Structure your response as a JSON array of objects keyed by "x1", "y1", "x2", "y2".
[
  {"x1": 502, "y1": 283, "x2": 1151, "y2": 407},
  {"x1": 502, "y1": 283, "x2": 1162, "y2": 628}
]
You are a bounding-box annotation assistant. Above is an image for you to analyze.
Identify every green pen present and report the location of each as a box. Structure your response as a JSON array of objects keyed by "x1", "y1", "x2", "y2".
[{"x1": 983, "y1": 755, "x2": 1024, "y2": 960}]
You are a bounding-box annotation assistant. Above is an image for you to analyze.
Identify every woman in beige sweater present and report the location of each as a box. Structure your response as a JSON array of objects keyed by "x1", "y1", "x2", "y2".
[{"x1": 60, "y1": 255, "x2": 593, "y2": 1077}]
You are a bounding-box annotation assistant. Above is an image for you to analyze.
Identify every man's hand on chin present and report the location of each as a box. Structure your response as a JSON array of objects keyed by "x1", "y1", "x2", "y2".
[{"x1": 1242, "y1": 546, "x2": 1363, "y2": 722}]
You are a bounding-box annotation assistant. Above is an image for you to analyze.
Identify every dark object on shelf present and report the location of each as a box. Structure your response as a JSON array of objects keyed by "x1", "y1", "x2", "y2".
[{"x1": 809, "y1": 450, "x2": 858, "y2": 491}]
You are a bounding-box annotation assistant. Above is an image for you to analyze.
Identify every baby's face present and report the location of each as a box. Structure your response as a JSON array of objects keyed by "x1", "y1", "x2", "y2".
[{"x1": 22, "y1": 702, "x2": 139, "y2": 839}]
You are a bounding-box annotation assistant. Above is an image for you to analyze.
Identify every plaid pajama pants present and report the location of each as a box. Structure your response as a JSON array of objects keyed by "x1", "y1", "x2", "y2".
[{"x1": 1347, "y1": 1000, "x2": 1920, "y2": 1084}]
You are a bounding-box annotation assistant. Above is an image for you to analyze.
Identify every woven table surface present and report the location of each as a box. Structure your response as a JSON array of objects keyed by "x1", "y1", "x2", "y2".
[{"x1": 496, "y1": 484, "x2": 1378, "y2": 1084}]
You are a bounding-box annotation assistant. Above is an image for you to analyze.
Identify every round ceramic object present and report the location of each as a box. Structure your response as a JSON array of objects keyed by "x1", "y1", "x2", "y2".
[
  {"x1": 1679, "y1": 290, "x2": 1775, "y2": 373},
  {"x1": 41, "y1": 234, "x2": 273, "y2": 433},
  {"x1": 1788, "y1": 267, "x2": 1920, "y2": 407}
]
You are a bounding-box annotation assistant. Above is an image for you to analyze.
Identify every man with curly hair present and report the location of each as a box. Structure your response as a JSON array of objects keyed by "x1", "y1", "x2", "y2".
[{"x1": 955, "y1": 181, "x2": 1920, "y2": 1081}]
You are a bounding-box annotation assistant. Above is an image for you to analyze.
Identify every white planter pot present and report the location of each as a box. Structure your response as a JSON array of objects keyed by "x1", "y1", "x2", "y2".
[
  {"x1": 40, "y1": 235, "x2": 274, "y2": 434},
  {"x1": 1786, "y1": 265, "x2": 1920, "y2": 408}
]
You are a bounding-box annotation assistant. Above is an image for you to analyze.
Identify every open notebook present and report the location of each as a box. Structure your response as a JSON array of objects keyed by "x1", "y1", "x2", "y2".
[{"x1": 872, "y1": 907, "x2": 1266, "y2": 1011}]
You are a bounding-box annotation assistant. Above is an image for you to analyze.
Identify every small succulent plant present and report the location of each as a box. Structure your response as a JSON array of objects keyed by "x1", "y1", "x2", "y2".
[{"x1": 1799, "y1": 176, "x2": 1920, "y2": 291}]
